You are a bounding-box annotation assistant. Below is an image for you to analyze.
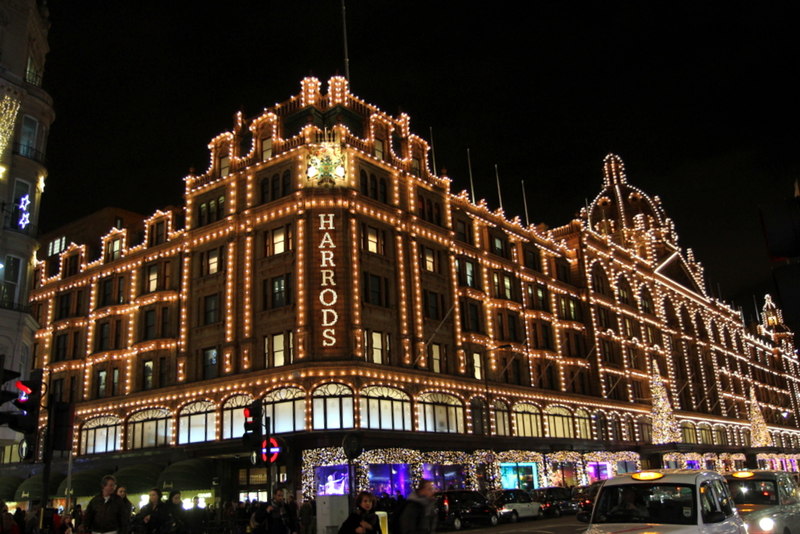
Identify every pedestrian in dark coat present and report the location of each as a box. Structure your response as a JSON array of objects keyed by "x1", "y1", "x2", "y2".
[
  {"x1": 398, "y1": 480, "x2": 436, "y2": 534},
  {"x1": 135, "y1": 489, "x2": 167, "y2": 534},
  {"x1": 339, "y1": 492, "x2": 381, "y2": 534},
  {"x1": 83, "y1": 475, "x2": 131, "y2": 534}
]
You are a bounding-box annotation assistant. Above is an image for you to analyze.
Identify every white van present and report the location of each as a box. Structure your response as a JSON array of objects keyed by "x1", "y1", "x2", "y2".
[{"x1": 578, "y1": 469, "x2": 746, "y2": 533}]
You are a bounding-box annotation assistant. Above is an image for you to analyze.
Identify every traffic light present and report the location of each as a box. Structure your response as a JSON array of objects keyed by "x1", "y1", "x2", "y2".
[
  {"x1": 242, "y1": 401, "x2": 263, "y2": 464},
  {"x1": 0, "y1": 369, "x2": 43, "y2": 435}
]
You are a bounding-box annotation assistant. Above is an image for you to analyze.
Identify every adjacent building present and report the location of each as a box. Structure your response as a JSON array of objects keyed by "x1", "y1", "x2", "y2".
[
  {"x1": 0, "y1": 0, "x2": 53, "y2": 451},
  {"x1": 3, "y1": 76, "x2": 799, "y2": 508}
]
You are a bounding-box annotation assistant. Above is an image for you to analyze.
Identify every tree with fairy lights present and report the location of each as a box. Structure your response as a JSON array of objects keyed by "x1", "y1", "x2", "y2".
[
  {"x1": 748, "y1": 388, "x2": 773, "y2": 447},
  {"x1": 650, "y1": 359, "x2": 680, "y2": 444}
]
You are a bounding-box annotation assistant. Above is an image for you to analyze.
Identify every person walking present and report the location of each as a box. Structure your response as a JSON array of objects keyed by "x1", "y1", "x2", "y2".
[
  {"x1": 136, "y1": 489, "x2": 167, "y2": 534},
  {"x1": 266, "y1": 489, "x2": 297, "y2": 534},
  {"x1": 338, "y1": 492, "x2": 381, "y2": 534},
  {"x1": 398, "y1": 480, "x2": 436, "y2": 534},
  {"x1": 83, "y1": 475, "x2": 131, "y2": 534}
]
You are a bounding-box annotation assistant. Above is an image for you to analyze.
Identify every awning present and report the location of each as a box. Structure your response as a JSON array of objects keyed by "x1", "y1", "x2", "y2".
[
  {"x1": 55, "y1": 468, "x2": 111, "y2": 498},
  {"x1": 113, "y1": 463, "x2": 164, "y2": 495},
  {"x1": 156, "y1": 459, "x2": 214, "y2": 492},
  {"x1": 14, "y1": 472, "x2": 65, "y2": 502},
  {"x1": 0, "y1": 475, "x2": 23, "y2": 502}
]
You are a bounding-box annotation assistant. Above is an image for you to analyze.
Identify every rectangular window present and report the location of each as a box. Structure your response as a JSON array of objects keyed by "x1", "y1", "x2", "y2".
[
  {"x1": 455, "y1": 219, "x2": 472, "y2": 244},
  {"x1": 96, "y1": 370, "x2": 107, "y2": 397},
  {"x1": 112, "y1": 368, "x2": 120, "y2": 396},
  {"x1": 456, "y1": 258, "x2": 478, "y2": 288},
  {"x1": 116, "y1": 276, "x2": 126, "y2": 304},
  {"x1": 146, "y1": 264, "x2": 159, "y2": 292},
  {"x1": 54, "y1": 333, "x2": 68, "y2": 361},
  {"x1": 430, "y1": 343, "x2": 443, "y2": 373},
  {"x1": 421, "y1": 247, "x2": 438, "y2": 272},
  {"x1": 161, "y1": 306, "x2": 170, "y2": 338},
  {"x1": 523, "y1": 248, "x2": 541, "y2": 271},
  {"x1": 203, "y1": 348, "x2": 218, "y2": 379},
  {"x1": 460, "y1": 300, "x2": 482, "y2": 332},
  {"x1": 270, "y1": 275, "x2": 291, "y2": 308},
  {"x1": 203, "y1": 294, "x2": 220, "y2": 325},
  {"x1": 219, "y1": 155, "x2": 230, "y2": 177},
  {"x1": 363, "y1": 273, "x2": 389, "y2": 307},
  {"x1": 472, "y1": 352, "x2": 482, "y2": 380},
  {"x1": 363, "y1": 225, "x2": 385, "y2": 255},
  {"x1": 159, "y1": 357, "x2": 169, "y2": 387},
  {"x1": 143, "y1": 309, "x2": 157, "y2": 340},
  {"x1": 493, "y1": 272, "x2": 514, "y2": 300},
  {"x1": 423, "y1": 290, "x2": 443, "y2": 320},
  {"x1": 267, "y1": 332, "x2": 293, "y2": 367},
  {"x1": 369, "y1": 331, "x2": 386, "y2": 364},
  {"x1": 374, "y1": 139, "x2": 384, "y2": 160},
  {"x1": 108, "y1": 238, "x2": 122, "y2": 261},
  {"x1": 490, "y1": 235, "x2": 507, "y2": 257},
  {"x1": 97, "y1": 322, "x2": 110, "y2": 351},
  {"x1": 267, "y1": 225, "x2": 293, "y2": 256},
  {"x1": 143, "y1": 360, "x2": 154, "y2": 390},
  {"x1": 206, "y1": 248, "x2": 221, "y2": 274},
  {"x1": 100, "y1": 278, "x2": 113, "y2": 307},
  {"x1": 261, "y1": 138, "x2": 273, "y2": 160}
]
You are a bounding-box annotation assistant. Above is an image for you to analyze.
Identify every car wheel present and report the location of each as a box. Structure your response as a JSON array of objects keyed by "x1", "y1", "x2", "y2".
[
  {"x1": 509, "y1": 511, "x2": 518, "y2": 523},
  {"x1": 489, "y1": 514, "x2": 499, "y2": 527},
  {"x1": 452, "y1": 517, "x2": 462, "y2": 530}
]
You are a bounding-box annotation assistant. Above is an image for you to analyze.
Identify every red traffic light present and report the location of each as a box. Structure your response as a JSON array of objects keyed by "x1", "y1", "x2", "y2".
[{"x1": 15, "y1": 380, "x2": 31, "y2": 401}]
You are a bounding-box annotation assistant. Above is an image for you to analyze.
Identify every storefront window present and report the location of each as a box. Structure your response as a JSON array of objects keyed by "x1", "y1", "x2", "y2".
[
  {"x1": 127, "y1": 408, "x2": 171, "y2": 449},
  {"x1": 545, "y1": 406, "x2": 573, "y2": 438},
  {"x1": 367, "y1": 463, "x2": 411, "y2": 497},
  {"x1": 222, "y1": 394, "x2": 252, "y2": 439},
  {"x1": 178, "y1": 400, "x2": 217, "y2": 444},
  {"x1": 360, "y1": 386, "x2": 411, "y2": 431},
  {"x1": 312, "y1": 383, "x2": 354, "y2": 430},
  {"x1": 494, "y1": 401, "x2": 511, "y2": 436},
  {"x1": 422, "y1": 463, "x2": 465, "y2": 490},
  {"x1": 500, "y1": 462, "x2": 539, "y2": 491},
  {"x1": 265, "y1": 387, "x2": 306, "y2": 433},
  {"x1": 418, "y1": 392, "x2": 464, "y2": 433},
  {"x1": 80, "y1": 416, "x2": 122, "y2": 454},
  {"x1": 575, "y1": 409, "x2": 592, "y2": 439},
  {"x1": 316, "y1": 465, "x2": 349, "y2": 495},
  {"x1": 549, "y1": 462, "x2": 578, "y2": 487},
  {"x1": 586, "y1": 462, "x2": 610, "y2": 483}
]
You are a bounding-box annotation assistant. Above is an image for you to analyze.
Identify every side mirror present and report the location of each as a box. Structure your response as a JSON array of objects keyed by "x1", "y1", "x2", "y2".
[
  {"x1": 704, "y1": 511, "x2": 726, "y2": 524},
  {"x1": 576, "y1": 511, "x2": 591, "y2": 523}
]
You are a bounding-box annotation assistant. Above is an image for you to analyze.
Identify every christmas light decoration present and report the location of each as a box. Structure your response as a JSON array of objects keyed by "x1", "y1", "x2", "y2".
[
  {"x1": 650, "y1": 359, "x2": 680, "y2": 444},
  {"x1": 0, "y1": 94, "x2": 21, "y2": 158},
  {"x1": 749, "y1": 387, "x2": 773, "y2": 447}
]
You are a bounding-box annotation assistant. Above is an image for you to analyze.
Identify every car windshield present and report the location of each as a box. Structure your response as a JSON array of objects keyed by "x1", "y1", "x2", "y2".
[
  {"x1": 727, "y1": 480, "x2": 778, "y2": 505},
  {"x1": 593, "y1": 483, "x2": 697, "y2": 525}
]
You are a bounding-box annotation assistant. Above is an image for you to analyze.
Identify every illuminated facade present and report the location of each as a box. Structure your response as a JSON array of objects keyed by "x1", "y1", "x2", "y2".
[
  {"x1": 0, "y1": 0, "x2": 53, "y2": 449},
  {"x1": 12, "y1": 77, "x2": 800, "y2": 501}
]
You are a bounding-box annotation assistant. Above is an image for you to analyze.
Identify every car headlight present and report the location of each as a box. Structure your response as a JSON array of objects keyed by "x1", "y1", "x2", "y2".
[{"x1": 757, "y1": 517, "x2": 775, "y2": 532}]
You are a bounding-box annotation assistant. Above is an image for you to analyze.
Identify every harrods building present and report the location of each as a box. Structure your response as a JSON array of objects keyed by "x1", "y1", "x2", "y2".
[{"x1": 4, "y1": 76, "x2": 800, "y2": 507}]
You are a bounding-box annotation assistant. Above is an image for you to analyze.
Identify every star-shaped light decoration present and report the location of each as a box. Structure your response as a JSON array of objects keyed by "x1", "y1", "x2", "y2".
[
  {"x1": 19, "y1": 194, "x2": 31, "y2": 211},
  {"x1": 18, "y1": 211, "x2": 30, "y2": 229}
]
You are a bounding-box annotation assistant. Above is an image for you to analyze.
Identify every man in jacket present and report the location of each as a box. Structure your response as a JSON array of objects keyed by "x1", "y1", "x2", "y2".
[
  {"x1": 84, "y1": 475, "x2": 130, "y2": 534},
  {"x1": 399, "y1": 480, "x2": 436, "y2": 534}
]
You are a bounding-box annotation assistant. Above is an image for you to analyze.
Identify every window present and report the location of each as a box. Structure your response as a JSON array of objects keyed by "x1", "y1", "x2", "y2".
[
  {"x1": 96, "y1": 370, "x2": 107, "y2": 398},
  {"x1": 454, "y1": 219, "x2": 473, "y2": 244},
  {"x1": 48, "y1": 236, "x2": 67, "y2": 257},
  {"x1": 360, "y1": 386, "x2": 412, "y2": 431},
  {"x1": 374, "y1": 139, "x2": 384, "y2": 160},
  {"x1": 359, "y1": 171, "x2": 389, "y2": 203},
  {"x1": 112, "y1": 368, "x2": 120, "y2": 396},
  {"x1": 53, "y1": 333, "x2": 68, "y2": 361},
  {"x1": 19, "y1": 116, "x2": 39, "y2": 154},
  {"x1": 1, "y1": 256, "x2": 23, "y2": 307},
  {"x1": 558, "y1": 296, "x2": 580, "y2": 321},
  {"x1": 267, "y1": 225, "x2": 293, "y2": 256},
  {"x1": 80, "y1": 416, "x2": 121, "y2": 455},
  {"x1": 513, "y1": 404, "x2": 543, "y2": 437},
  {"x1": 423, "y1": 290, "x2": 444, "y2": 320},
  {"x1": 490, "y1": 234, "x2": 508, "y2": 258},
  {"x1": 472, "y1": 352, "x2": 482, "y2": 380},
  {"x1": 460, "y1": 299, "x2": 483, "y2": 333},
  {"x1": 127, "y1": 409, "x2": 171, "y2": 449},
  {"x1": 264, "y1": 387, "x2": 306, "y2": 433},
  {"x1": 196, "y1": 194, "x2": 226, "y2": 226},
  {"x1": 429, "y1": 343, "x2": 444, "y2": 373},
  {"x1": 523, "y1": 247, "x2": 541, "y2": 271},
  {"x1": 471, "y1": 398, "x2": 488, "y2": 435},
  {"x1": 222, "y1": 394, "x2": 252, "y2": 439},
  {"x1": 148, "y1": 221, "x2": 166, "y2": 247},
  {"x1": 96, "y1": 322, "x2": 111, "y2": 352},
  {"x1": 555, "y1": 258, "x2": 571, "y2": 283},
  {"x1": 260, "y1": 171, "x2": 292, "y2": 203},
  {"x1": 363, "y1": 272, "x2": 389, "y2": 307},
  {"x1": 530, "y1": 321, "x2": 554, "y2": 350},
  {"x1": 203, "y1": 294, "x2": 220, "y2": 325},
  {"x1": 65, "y1": 254, "x2": 80, "y2": 277},
  {"x1": 143, "y1": 309, "x2": 157, "y2": 340},
  {"x1": 456, "y1": 258, "x2": 479, "y2": 288},
  {"x1": 495, "y1": 401, "x2": 511, "y2": 436},
  {"x1": 312, "y1": 383, "x2": 355, "y2": 430},
  {"x1": 416, "y1": 193, "x2": 442, "y2": 225},
  {"x1": 364, "y1": 331, "x2": 389, "y2": 364},
  {"x1": 575, "y1": 409, "x2": 592, "y2": 439},
  {"x1": 420, "y1": 246, "x2": 440, "y2": 273},
  {"x1": 203, "y1": 348, "x2": 218, "y2": 379},
  {"x1": 362, "y1": 225, "x2": 386, "y2": 255},
  {"x1": 145, "y1": 264, "x2": 159, "y2": 293},
  {"x1": 107, "y1": 238, "x2": 122, "y2": 261},
  {"x1": 99, "y1": 278, "x2": 114, "y2": 307},
  {"x1": 527, "y1": 284, "x2": 549, "y2": 311},
  {"x1": 219, "y1": 154, "x2": 230, "y2": 177},
  {"x1": 545, "y1": 406, "x2": 574, "y2": 438},
  {"x1": 265, "y1": 332, "x2": 294, "y2": 367},
  {"x1": 418, "y1": 392, "x2": 464, "y2": 433},
  {"x1": 267, "y1": 275, "x2": 292, "y2": 308},
  {"x1": 143, "y1": 360, "x2": 154, "y2": 389},
  {"x1": 261, "y1": 138, "x2": 273, "y2": 160},
  {"x1": 199, "y1": 246, "x2": 224, "y2": 275},
  {"x1": 178, "y1": 401, "x2": 217, "y2": 444},
  {"x1": 492, "y1": 271, "x2": 515, "y2": 300}
]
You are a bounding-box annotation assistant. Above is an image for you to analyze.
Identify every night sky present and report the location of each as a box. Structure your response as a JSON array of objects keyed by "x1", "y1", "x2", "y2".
[{"x1": 39, "y1": 2, "x2": 800, "y2": 319}]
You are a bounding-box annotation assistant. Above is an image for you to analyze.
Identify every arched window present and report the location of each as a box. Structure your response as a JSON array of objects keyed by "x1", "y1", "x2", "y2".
[
  {"x1": 545, "y1": 406, "x2": 574, "y2": 438},
  {"x1": 80, "y1": 416, "x2": 122, "y2": 455},
  {"x1": 622, "y1": 415, "x2": 635, "y2": 441},
  {"x1": 222, "y1": 394, "x2": 252, "y2": 439},
  {"x1": 698, "y1": 423, "x2": 713, "y2": 445},
  {"x1": 663, "y1": 299, "x2": 679, "y2": 329},
  {"x1": 694, "y1": 312, "x2": 708, "y2": 340},
  {"x1": 595, "y1": 412, "x2": 609, "y2": 440},
  {"x1": 418, "y1": 392, "x2": 464, "y2": 433},
  {"x1": 470, "y1": 397, "x2": 488, "y2": 436},
  {"x1": 575, "y1": 408, "x2": 592, "y2": 439},
  {"x1": 680, "y1": 422, "x2": 698, "y2": 444},
  {"x1": 127, "y1": 408, "x2": 171, "y2": 450},
  {"x1": 637, "y1": 416, "x2": 652, "y2": 443},
  {"x1": 680, "y1": 308, "x2": 693, "y2": 335},
  {"x1": 590, "y1": 264, "x2": 611, "y2": 297},
  {"x1": 617, "y1": 276, "x2": 633, "y2": 306},
  {"x1": 360, "y1": 386, "x2": 411, "y2": 431},
  {"x1": 312, "y1": 383, "x2": 353, "y2": 430},
  {"x1": 609, "y1": 414, "x2": 623, "y2": 441},
  {"x1": 513, "y1": 403, "x2": 542, "y2": 437},
  {"x1": 494, "y1": 400, "x2": 511, "y2": 436},
  {"x1": 741, "y1": 428, "x2": 751, "y2": 447},
  {"x1": 264, "y1": 387, "x2": 306, "y2": 433},
  {"x1": 639, "y1": 286, "x2": 654, "y2": 315},
  {"x1": 178, "y1": 400, "x2": 216, "y2": 444}
]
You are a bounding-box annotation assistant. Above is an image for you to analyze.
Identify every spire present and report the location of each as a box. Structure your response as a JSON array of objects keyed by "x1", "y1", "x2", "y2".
[{"x1": 602, "y1": 153, "x2": 627, "y2": 187}]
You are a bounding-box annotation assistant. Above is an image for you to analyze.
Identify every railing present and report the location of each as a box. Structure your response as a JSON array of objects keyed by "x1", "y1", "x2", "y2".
[
  {"x1": 13, "y1": 142, "x2": 47, "y2": 165},
  {"x1": 25, "y1": 69, "x2": 43, "y2": 87}
]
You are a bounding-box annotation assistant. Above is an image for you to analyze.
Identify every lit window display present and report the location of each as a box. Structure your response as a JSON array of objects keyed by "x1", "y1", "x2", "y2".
[
  {"x1": 367, "y1": 464, "x2": 411, "y2": 498},
  {"x1": 500, "y1": 462, "x2": 540, "y2": 491},
  {"x1": 316, "y1": 465, "x2": 349, "y2": 495},
  {"x1": 422, "y1": 463, "x2": 465, "y2": 490}
]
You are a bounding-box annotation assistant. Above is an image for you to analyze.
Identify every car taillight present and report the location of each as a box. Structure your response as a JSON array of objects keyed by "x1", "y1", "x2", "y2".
[{"x1": 443, "y1": 496, "x2": 449, "y2": 512}]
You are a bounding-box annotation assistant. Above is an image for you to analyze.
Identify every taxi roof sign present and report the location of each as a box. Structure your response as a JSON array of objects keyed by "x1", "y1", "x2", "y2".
[
  {"x1": 731, "y1": 471, "x2": 755, "y2": 478},
  {"x1": 631, "y1": 471, "x2": 665, "y2": 481}
]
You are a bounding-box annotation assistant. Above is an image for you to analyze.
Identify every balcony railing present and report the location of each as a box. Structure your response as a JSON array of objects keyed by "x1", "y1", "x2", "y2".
[{"x1": 13, "y1": 143, "x2": 47, "y2": 165}]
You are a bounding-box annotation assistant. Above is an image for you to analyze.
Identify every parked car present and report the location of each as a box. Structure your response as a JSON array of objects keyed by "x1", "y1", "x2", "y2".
[
  {"x1": 530, "y1": 486, "x2": 579, "y2": 517},
  {"x1": 435, "y1": 490, "x2": 499, "y2": 530},
  {"x1": 487, "y1": 489, "x2": 544, "y2": 522},
  {"x1": 573, "y1": 481, "x2": 604, "y2": 513},
  {"x1": 724, "y1": 470, "x2": 800, "y2": 534},
  {"x1": 577, "y1": 469, "x2": 746, "y2": 533}
]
